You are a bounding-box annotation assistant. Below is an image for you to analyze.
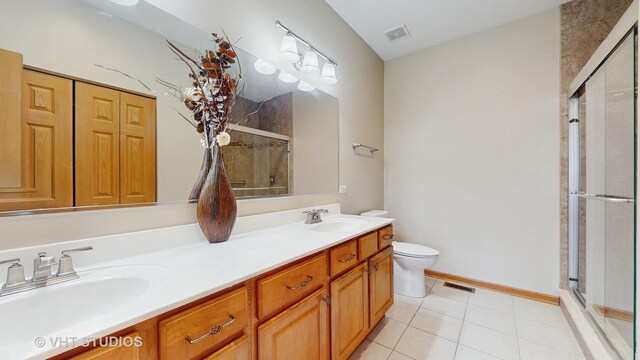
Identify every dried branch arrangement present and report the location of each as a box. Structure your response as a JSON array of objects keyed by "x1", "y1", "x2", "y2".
[{"x1": 165, "y1": 33, "x2": 244, "y2": 148}]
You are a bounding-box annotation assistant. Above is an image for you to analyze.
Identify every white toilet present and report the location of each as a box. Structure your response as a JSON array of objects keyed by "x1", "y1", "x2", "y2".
[{"x1": 361, "y1": 210, "x2": 440, "y2": 298}]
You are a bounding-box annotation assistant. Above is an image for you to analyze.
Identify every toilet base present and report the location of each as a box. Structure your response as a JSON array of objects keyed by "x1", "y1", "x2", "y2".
[{"x1": 394, "y1": 266, "x2": 427, "y2": 298}]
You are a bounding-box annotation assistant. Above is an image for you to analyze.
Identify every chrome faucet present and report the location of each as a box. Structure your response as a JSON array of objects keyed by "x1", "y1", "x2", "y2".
[
  {"x1": 32, "y1": 252, "x2": 57, "y2": 282},
  {"x1": 0, "y1": 246, "x2": 93, "y2": 297},
  {"x1": 304, "y1": 209, "x2": 329, "y2": 224}
]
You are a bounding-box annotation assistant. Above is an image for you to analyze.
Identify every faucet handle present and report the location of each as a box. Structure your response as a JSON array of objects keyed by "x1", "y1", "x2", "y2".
[
  {"x1": 61, "y1": 246, "x2": 93, "y2": 257},
  {"x1": 0, "y1": 258, "x2": 26, "y2": 288},
  {"x1": 316, "y1": 209, "x2": 329, "y2": 214},
  {"x1": 58, "y1": 246, "x2": 93, "y2": 276}
]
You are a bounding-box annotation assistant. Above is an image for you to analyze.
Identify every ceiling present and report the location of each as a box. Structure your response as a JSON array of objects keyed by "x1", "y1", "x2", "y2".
[{"x1": 324, "y1": 0, "x2": 569, "y2": 60}]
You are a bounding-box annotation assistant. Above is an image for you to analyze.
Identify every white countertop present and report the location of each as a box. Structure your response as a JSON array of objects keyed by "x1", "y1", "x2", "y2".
[{"x1": 0, "y1": 204, "x2": 393, "y2": 359}]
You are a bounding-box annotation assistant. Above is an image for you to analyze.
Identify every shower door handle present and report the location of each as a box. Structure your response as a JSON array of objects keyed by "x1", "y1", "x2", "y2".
[{"x1": 577, "y1": 193, "x2": 634, "y2": 203}]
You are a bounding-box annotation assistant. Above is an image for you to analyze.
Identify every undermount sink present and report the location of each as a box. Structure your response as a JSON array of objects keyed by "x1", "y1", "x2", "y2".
[
  {"x1": 0, "y1": 264, "x2": 168, "y2": 349},
  {"x1": 306, "y1": 218, "x2": 366, "y2": 232}
]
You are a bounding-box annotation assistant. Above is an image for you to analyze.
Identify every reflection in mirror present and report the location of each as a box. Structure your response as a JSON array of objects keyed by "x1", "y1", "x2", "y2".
[{"x1": 0, "y1": 0, "x2": 339, "y2": 214}]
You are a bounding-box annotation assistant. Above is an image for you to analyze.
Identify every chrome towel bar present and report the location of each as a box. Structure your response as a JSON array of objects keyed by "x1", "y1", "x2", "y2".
[{"x1": 352, "y1": 143, "x2": 379, "y2": 153}]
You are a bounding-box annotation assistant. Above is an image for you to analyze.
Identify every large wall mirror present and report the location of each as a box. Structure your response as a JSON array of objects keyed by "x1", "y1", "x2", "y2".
[{"x1": 0, "y1": 0, "x2": 339, "y2": 215}]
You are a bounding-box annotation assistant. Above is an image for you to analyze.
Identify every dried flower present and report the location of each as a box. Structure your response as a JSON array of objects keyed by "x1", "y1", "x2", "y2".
[{"x1": 216, "y1": 131, "x2": 231, "y2": 146}]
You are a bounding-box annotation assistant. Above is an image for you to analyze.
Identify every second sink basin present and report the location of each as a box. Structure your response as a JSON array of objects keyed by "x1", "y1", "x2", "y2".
[{"x1": 306, "y1": 218, "x2": 366, "y2": 232}]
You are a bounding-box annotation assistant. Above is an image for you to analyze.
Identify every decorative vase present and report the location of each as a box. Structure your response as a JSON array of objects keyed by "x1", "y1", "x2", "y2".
[
  {"x1": 189, "y1": 149, "x2": 213, "y2": 201},
  {"x1": 197, "y1": 144, "x2": 237, "y2": 243}
]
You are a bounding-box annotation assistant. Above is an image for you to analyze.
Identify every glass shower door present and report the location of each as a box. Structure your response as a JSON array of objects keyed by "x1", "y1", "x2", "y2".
[{"x1": 577, "y1": 31, "x2": 636, "y2": 360}]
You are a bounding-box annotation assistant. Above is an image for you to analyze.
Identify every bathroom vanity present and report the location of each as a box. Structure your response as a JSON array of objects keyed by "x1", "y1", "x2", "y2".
[{"x1": 0, "y1": 205, "x2": 394, "y2": 360}]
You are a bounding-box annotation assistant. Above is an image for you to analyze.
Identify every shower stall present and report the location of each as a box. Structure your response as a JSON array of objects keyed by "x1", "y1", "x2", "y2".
[{"x1": 567, "y1": 28, "x2": 636, "y2": 359}]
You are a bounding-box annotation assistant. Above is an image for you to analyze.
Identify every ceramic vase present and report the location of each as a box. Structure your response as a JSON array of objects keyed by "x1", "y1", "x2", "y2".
[
  {"x1": 197, "y1": 145, "x2": 237, "y2": 243},
  {"x1": 189, "y1": 149, "x2": 212, "y2": 201}
]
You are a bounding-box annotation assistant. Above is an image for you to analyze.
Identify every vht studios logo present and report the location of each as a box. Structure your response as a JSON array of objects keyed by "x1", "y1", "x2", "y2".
[{"x1": 34, "y1": 336, "x2": 143, "y2": 348}]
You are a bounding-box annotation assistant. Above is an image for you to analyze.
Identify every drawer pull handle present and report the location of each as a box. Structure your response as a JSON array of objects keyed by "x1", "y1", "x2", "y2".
[
  {"x1": 286, "y1": 275, "x2": 314, "y2": 291},
  {"x1": 382, "y1": 234, "x2": 394, "y2": 241},
  {"x1": 184, "y1": 314, "x2": 236, "y2": 344},
  {"x1": 338, "y1": 253, "x2": 356, "y2": 263}
]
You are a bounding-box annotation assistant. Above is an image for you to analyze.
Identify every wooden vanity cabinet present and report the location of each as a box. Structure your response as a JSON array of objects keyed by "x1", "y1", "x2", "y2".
[
  {"x1": 257, "y1": 289, "x2": 330, "y2": 360},
  {"x1": 330, "y1": 263, "x2": 370, "y2": 360},
  {"x1": 369, "y1": 247, "x2": 394, "y2": 326},
  {"x1": 54, "y1": 224, "x2": 394, "y2": 360}
]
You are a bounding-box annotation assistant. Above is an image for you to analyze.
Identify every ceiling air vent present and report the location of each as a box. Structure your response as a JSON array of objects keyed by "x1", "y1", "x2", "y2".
[{"x1": 385, "y1": 25, "x2": 410, "y2": 42}]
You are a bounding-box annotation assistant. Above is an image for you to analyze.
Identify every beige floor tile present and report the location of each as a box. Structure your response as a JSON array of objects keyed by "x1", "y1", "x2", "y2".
[
  {"x1": 422, "y1": 293, "x2": 468, "y2": 319},
  {"x1": 430, "y1": 281, "x2": 471, "y2": 303},
  {"x1": 513, "y1": 300, "x2": 567, "y2": 329},
  {"x1": 516, "y1": 317, "x2": 582, "y2": 354},
  {"x1": 410, "y1": 308, "x2": 463, "y2": 342},
  {"x1": 519, "y1": 339, "x2": 585, "y2": 360},
  {"x1": 468, "y1": 291, "x2": 514, "y2": 314},
  {"x1": 395, "y1": 326, "x2": 457, "y2": 360},
  {"x1": 387, "y1": 298, "x2": 421, "y2": 324},
  {"x1": 349, "y1": 339, "x2": 392, "y2": 360},
  {"x1": 388, "y1": 351, "x2": 414, "y2": 360},
  {"x1": 454, "y1": 345, "x2": 502, "y2": 360},
  {"x1": 458, "y1": 322, "x2": 519, "y2": 360},
  {"x1": 464, "y1": 303, "x2": 517, "y2": 335},
  {"x1": 367, "y1": 317, "x2": 408, "y2": 349}
]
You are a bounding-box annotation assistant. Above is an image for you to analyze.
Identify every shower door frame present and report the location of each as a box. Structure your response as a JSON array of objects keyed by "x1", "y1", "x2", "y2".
[{"x1": 567, "y1": 23, "x2": 638, "y2": 360}]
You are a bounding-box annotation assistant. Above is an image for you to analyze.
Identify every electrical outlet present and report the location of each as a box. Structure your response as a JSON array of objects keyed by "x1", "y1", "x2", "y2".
[{"x1": 339, "y1": 185, "x2": 347, "y2": 194}]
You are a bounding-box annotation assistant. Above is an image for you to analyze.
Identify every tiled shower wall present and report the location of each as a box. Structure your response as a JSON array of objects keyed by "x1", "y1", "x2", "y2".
[{"x1": 559, "y1": 0, "x2": 633, "y2": 289}]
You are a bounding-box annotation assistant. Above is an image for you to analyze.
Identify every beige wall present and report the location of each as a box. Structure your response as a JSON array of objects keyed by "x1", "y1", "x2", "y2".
[
  {"x1": 384, "y1": 9, "x2": 561, "y2": 295},
  {"x1": 0, "y1": 0, "x2": 384, "y2": 249}
]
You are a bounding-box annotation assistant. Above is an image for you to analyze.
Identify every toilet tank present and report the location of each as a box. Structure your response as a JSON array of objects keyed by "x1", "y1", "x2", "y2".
[{"x1": 360, "y1": 210, "x2": 389, "y2": 218}]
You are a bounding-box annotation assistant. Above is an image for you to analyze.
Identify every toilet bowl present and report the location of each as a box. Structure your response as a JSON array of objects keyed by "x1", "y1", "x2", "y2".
[
  {"x1": 392, "y1": 241, "x2": 439, "y2": 298},
  {"x1": 359, "y1": 210, "x2": 440, "y2": 298}
]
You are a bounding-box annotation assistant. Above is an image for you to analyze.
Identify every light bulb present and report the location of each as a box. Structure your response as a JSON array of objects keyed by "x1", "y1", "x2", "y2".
[
  {"x1": 278, "y1": 71, "x2": 298, "y2": 83},
  {"x1": 279, "y1": 34, "x2": 300, "y2": 63},
  {"x1": 254, "y1": 59, "x2": 277, "y2": 75},
  {"x1": 297, "y1": 81, "x2": 315, "y2": 92},
  {"x1": 110, "y1": 0, "x2": 139, "y2": 5}
]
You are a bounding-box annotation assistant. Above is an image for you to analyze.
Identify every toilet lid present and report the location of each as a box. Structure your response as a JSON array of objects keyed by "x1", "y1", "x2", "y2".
[{"x1": 393, "y1": 241, "x2": 439, "y2": 258}]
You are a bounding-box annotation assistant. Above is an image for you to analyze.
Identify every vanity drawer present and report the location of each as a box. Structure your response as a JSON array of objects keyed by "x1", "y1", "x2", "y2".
[
  {"x1": 378, "y1": 225, "x2": 394, "y2": 249},
  {"x1": 159, "y1": 286, "x2": 248, "y2": 360},
  {"x1": 257, "y1": 253, "x2": 327, "y2": 319},
  {"x1": 203, "y1": 334, "x2": 249, "y2": 360},
  {"x1": 330, "y1": 240, "x2": 358, "y2": 276},
  {"x1": 358, "y1": 232, "x2": 378, "y2": 260}
]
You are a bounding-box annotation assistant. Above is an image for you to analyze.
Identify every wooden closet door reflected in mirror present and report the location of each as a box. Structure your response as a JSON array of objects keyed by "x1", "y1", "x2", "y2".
[
  {"x1": 75, "y1": 82, "x2": 156, "y2": 206},
  {"x1": 0, "y1": 49, "x2": 73, "y2": 211}
]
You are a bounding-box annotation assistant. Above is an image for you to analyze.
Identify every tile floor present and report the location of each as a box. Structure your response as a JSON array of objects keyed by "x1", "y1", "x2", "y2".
[{"x1": 350, "y1": 278, "x2": 585, "y2": 360}]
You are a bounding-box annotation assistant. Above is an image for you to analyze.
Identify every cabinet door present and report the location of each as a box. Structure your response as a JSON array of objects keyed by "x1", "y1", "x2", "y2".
[
  {"x1": 68, "y1": 332, "x2": 141, "y2": 360},
  {"x1": 369, "y1": 247, "x2": 394, "y2": 326},
  {"x1": 0, "y1": 53, "x2": 73, "y2": 211},
  {"x1": 331, "y1": 263, "x2": 369, "y2": 360},
  {"x1": 203, "y1": 334, "x2": 249, "y2": 360},
  {"x1": 258, "y1": 288, "x2": 329, "y2": 360},
  {"x1": 75, "y1": 82, "x2": 120, "y2": 206},
  {"x1": 120, "y1": 92, "x2": 156, "y2": 204}
]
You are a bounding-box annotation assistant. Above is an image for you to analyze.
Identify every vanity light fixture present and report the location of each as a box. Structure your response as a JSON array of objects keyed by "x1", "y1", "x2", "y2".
[
  {"x1": 109, "y1": 0, "x2": 139, "y2": 6},
  {"x1": 276, "y1": 20, "x2": 338, "y2": 84},
  {"x1": 279, "y1": 34, "x2": 300, "y2": 63},
  {"x1": 297, "y1": 81, "x2": 315, "y2": 92},
  {"x1": 320, "y1": 63, "x2": 337, "y2": 84},
  {"x1": 300, "y1": 51, "x2": 320, "y2": 74},
  {"x1": 254, "y1": 58, "x2": 277, "y2": 75},
  {"x1": 278, "y1": 71, "x2": 298, "y2": 83}
]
